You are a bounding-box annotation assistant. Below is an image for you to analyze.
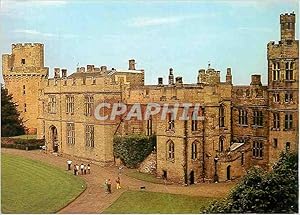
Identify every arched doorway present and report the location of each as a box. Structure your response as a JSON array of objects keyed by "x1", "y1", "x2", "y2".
[
  {"x1": 50, "y1": 126, "x2": 58, "y2": 152},
  {"x1": 227, "y1": 165, "x2": 231, "y2": 180},
  {"x1": 189, "y1": 170, "x2": 195, "y2": 185}
]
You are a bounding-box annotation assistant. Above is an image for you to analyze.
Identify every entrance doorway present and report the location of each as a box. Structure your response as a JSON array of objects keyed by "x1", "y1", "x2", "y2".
[
  {"x1": 189, "y1": 170, "x2": 195, "y2": 185},
  {"x1": 50, "y1": 126, "x2": 58, "y2": 152},
  {"x1": 162, "y1": 170, "x2": 167, "y2": 180},
  {"x1": 227, "y1": 165, "x2": 231, "y2": 180}
]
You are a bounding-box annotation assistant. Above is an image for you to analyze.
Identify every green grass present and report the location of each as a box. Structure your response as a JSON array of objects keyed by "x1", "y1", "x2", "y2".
[
  {"x1": 126, "y1": 171, "x2": 168, "y2": 184},
  {"x1": 1, "y1": 154, "x2": 86, "y2": 213},
  {"x1": 10, "y1": 134, "x2": 37, "y2": 139},
  {"x1": 104, "y1": 190, "x2": 216, "y2": 214}
]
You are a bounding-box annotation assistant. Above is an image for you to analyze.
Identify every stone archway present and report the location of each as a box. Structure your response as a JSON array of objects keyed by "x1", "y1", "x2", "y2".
[{"x1": 50, "y1": 126, "x2": 58, "y2": 152}]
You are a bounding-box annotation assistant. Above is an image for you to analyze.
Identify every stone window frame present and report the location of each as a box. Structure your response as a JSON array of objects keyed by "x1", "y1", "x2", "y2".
[
  {"x1": 84, "y1": 95, "x2": 94, "y2": 116},
  {"x1": 167, "y1": 140, "x2": 175, "y2": 161},
  {"x1": 191, "y1": 141, "x2": 198, "y2": 160},
  {"x1": 48, "y1": 95, "x2": 57, "y2": 114},
  {"x1": 273, "y1": 138, "x2": 278, "y2": 148},
  {"x1": 219, "y1": 104, "x2": 225, "y2": 128},
  {"x1": 284, "y1": 91, "x2": 293, "y2": 103},
  {"x1": 273, "y1": 112, "x2": 280, "y2": 129},
  {"x1": 66, "y1": 95, "x2": 75, "y2": 114},
  {"x1": 167, "y1": 112, "x2": 175, "y2": 131},
  {"x1": 146, "y1": 115, "x2": 152, "y2": 136},
  {"x1": 219, "y1": 136, "x2": 224, "y2": 152},
  {"x1": 238, "y1": 109, "x2": 248, "y2": 126},
  {"x1": 23, "y1": 85, "x2": 26, "y2": 95},
  {"x1": 66, "y1": 122, "x2": 75, "y2": 145},
  {"x1": 252, "y1": 141, "x2": 263, "y2": 159},
  {"x1": 284, "y1": 112, "x2": 293, "y2": 130},
  {"x1": 191, "y1": 111, "x2": 198, "y2": 131},
  {"x1": 285, "y1": 61, "x2": 294, "y2": 81},
  {"x1": 85, "y1": 124, "x2": 94, "y2": 148},
  {"x1": 272, "y1": 61, "x2": 280, "y2": 81},
  {"x1": 253, "y1": 110, "x2": 263, "y2": 127},
  {"x1": 272, "y1": 92, "x2": 280, "y2": 103}
]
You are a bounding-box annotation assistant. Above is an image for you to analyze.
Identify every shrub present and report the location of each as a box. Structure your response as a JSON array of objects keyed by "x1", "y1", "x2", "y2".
[
  {"x1": 113, "y1": 134, "x2": 156, "y2": 168},
  {"x1": 203, "y1": 152, "x2": 298, "y2": 213},
  {"x1": 1, "y1": 138, "x2": 45, "y2": 151}
]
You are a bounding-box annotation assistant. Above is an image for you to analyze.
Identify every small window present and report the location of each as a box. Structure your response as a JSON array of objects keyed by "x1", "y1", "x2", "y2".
[
  {"x1": 284, "y1": 92, "x2": 293, "y2": 103},
  {"x1": 21, "y1": 59, "x2": 25, "y2": 64},
  {"x1": 191, "y1": 142, "x2": 197, "y2": 160},
  {"x1": 24, "y1": 103, "x2": 27, "y2": 112},
  {"x1": 23, "y1": 85, "x2": 26, "y2": 95},
  {"x1": 219, "y1": 137, "x2": 224, "y2": 152},
  {"x1": 286, "y1": 142, "x2": 290, "y2": 151},
  {"x1": 241, "y1": 152, "x2": 244, "y2": 165},
  {"x1": 273, "y1": 138, "x2": 278, "y2": 148}
]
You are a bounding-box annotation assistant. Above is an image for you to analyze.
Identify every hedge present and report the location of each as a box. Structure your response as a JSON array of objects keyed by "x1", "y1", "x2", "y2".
[
  {"x1": 113, "y1": 134, "x2": 156, "y2": 168},
  {"x1": 1, "y1": 138, "x2": 45, "y2": 151}
]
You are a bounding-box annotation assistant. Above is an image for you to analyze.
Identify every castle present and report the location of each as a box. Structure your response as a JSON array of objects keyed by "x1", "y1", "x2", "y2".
[{"x1": 2, "y1": 13, "x2": 298, "y2": 184}]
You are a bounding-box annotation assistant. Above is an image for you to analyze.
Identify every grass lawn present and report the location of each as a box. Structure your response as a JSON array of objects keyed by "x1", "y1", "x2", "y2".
[
  {"x1": 10, "y1": 134, "x2": 37, "y2": 139},
  {"x1": 1, "y1": 154, "x2": 86, "y2": 213},
  {"x1": 126, "y1": 171, "x2": 168, "y2": 184},
  {"x1": 104, "y1": 190, "x2": 217, "y2": 214}
]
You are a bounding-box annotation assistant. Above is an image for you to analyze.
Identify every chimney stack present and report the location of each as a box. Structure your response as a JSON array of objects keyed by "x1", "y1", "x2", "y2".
[
  {"x1": 250, "y1": 74, "x2": 262, "y2": 86},
  {"x1": 175, "y1": 76, "x2": 183, "y2": 85},
  {"x1": 61, "y1": 69, "x2": 67, "y2": 78},
  {"x1": 79, "y1": 67, "x2": 85, "y2": 73},
  {"x1": 168, "y1": 68, "x2": 174, "y2": 85},
  {"x1": 54, "y1": 68, "x2": 60, "y2": 78},
  {"x1": 101, "y1": 66, "x2": 107, "y2": 73},
  {"x1": 226, "y1": 67, "x2": 232, "y2": 84},
  {"x1": 129, "y1": 59, "x2": 136, "y2": 70},
  {"x1": 158, "y1": 77, "x2": 163, "y2": 85}
]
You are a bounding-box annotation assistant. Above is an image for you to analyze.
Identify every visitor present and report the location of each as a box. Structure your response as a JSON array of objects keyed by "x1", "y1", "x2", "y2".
[
  {"x1": 67, "y1": 159, "x2": 72, "y2": 170},
  {"x1": 107, "y1": 179, "x2": 112, "y2": 193},
  {"x1": 87, "y1": 164, "x2": 91, "y2": 174},
  {"x1": 116, "y1": 176, "x2": 121, "y2": 189},
  {"x1": 76, "y1": 164, "x2": 80, "y2": 175},
  {"x1": 118, "y1": 165, "x2": 123, "y2": 175},
  {"x1": 104, "y1": 179, "x2": 109, "y2": 194},
  {"x1": 80, "y1": 163, "x2": 84, "y2": 175},
  {"x1": 84, "y1": 164, "x2": 87, "y2": 175},
  {"x1": 73, "y1": 164, "x2": 77, "y2": 175}
]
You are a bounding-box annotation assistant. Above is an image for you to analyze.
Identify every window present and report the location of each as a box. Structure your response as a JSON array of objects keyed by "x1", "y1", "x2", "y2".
[
  {"x1": 219, "y1": 137, "x2": 224, "y2": 152},
  {"x1": 191, "y1": 111, "x2": 198, "y2": 131},
  {"x1": 252, "y1": 141, "x2": 263, "y2": 159},
  {"x1": 273, "y1": 112, "x2": 280, "y2": 129},
  {"x1": 273, "y1": 93, "x2": 280, "y2": 103},
  {"x1": 284, "y1": 113, "x2": 293, "y2": 129},
  {"x1": 48, "y1": 95, "x2": 56, "y2": 113},
  {"x1": 272, "y1": 62, "x2": 280, "y2": 81},
  {"x1": 66, "y1": 95, "x2": 75, "y2": 114},
  {"x1": 219, "y1": 105, "x2": 225, "y2": 127},
  {"x1": 84, "y1": 95, "x2": 94, "y2": 116},
  {"x1": 273, "y1": 138, "x2": 278, "y2": 148},
  {"x1": 241, "y1": 152, "x2": 244, "y2": 165},
  {"x1": 253, "y1": 110, "x2": 263, "y2": 126},
  {"x1": 285, "y1": 61, "x2": 294, "y2": 80},
  {"x1": 23, "y1": 85, "x2": 26, "y2": 95},
  {"x1": 147, "y1": 115, "x2": 152, "y2": 136},
  {"x1": 286, "y1": 142, "x2": 290, "y2": 151},
  {"x1": 238, "y1": 109, "x2": 248, "y2": 125},
  {"x1": 24, "y1": 103, "x2": 27, "y2": 112},
  {"x1": 167, "y1": 112, "x2": 175, "y2": 130},
  {"x1": 66, "y1": 123, "x2": 75, "y2": 145},
  {"x1": 191, "y1": 142, "x2": 197, "y2": 160},
  {"x1": 85, "y1": 125, "x2": 94, "y2": 147},
  {"x1": 167, "y1": 140, "x2": 175, "y2": 160},
  {"x1": 21, "y1": 59, "x2": 25, "y2": 64},
  {"x1": 92, "y1": 77, "x2": 96, "y2": 85},
  {"x1": 284, "y1": 92, "x2": 293, "y2": 103}
]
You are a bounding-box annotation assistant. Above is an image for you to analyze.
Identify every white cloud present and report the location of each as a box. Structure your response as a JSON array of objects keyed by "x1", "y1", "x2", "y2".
[
  {"x1": 128, "y1": 14, "x2": 215, "y2": 27},
  {"x1": 13, "y1": 29, "x2": 78, "y2": 39}
]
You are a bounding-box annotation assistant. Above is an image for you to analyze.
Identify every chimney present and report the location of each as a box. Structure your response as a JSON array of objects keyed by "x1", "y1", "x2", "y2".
[
  {"x1": 87, "y1": 65, "x2": 94, "y2": 72},
  {"x1": 168, "y1": 68, "x2": 174, "y2": 85},
  {"x1": 129, "y1": 59, "x2": 136, "y2": 70},
  {"x1": 197, "y1": 69, "x2": 205, "y2": 84},
  {"x1": 175, "y1": 77, "x2": 183, "y2": 86},
  {"x1": 54, "y1": 68, "x2": 60, "y2": 78},
  {"x1": 76, "y1": 67, "x2": 80, "y2": 73},
  {"x1": 250, "y1": 75, "x2": 262, "y2": 86},
  {"x1": 61, "y1": 69, "x2": 67, "y2": 78},
  {"x1": 101, "y1": 66, "x2": 107, "y2": 73},
  {"x1": 226, "y1": 68, "x2": 232, "y2": 84},
  {"x1": 158, "y1": 77, "x2": 163, "y2": 85},
  {"x1": 79, "y1": 67, "x2": 85, "y2": 73}
]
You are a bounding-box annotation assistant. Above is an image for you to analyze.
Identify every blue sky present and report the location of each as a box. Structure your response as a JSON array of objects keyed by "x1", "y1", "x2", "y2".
[{"x1": 0, "y1": 0, "x2": 298, "y2": 85}]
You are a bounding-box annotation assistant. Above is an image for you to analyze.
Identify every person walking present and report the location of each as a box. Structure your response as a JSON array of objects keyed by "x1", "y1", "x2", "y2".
[
  {"x1": 73, "y1": 164, "x2": 77, "y2": 175},
  {"x1": 67, "y1": 160, "x2": 72, "y2": 170},
  {"x1": 87, "y1": 164, "x2": 91, "y2": 174},
  {"x1": 107, "y1": 179, "x2": 112, "y2": 194},
  {"x1": 84, "y1": 164, "x2": 87, "y2": 175},
  {"x1": 80, "y1": 163, "x2": 84, "y2": 175},
  {"x1": 116, "y1": 176, "x2": 121, "y2": 189},
  {"x1": 76, "y1": 164, "x2": 80, "y2": 175},
  {"x1": 104, "y1": 179, "x2": 109, "y2": 194}
]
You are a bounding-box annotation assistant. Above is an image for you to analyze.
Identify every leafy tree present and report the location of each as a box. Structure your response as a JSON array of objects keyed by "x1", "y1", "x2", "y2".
[
  {"x1": 203, "y1": 152, "x2": 298, "y2": 213},
  {"x1": 113, "y1": 134, "x2": 156, "y2": 168},
  {"x1": 1, "y1": 85, "x2": 25, "y2": 137}
]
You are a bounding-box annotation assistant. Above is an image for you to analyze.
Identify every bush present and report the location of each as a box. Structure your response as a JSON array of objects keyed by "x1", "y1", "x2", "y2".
[
  {"x1": 113, "y1": 134, "x2": 156, "y2": 168},
  {"x1": 203, "y1": 152, "x2": 298, "y2": 213},
  {"x1": 1, "y1": 138, "x2": 45, "y2": 151}
]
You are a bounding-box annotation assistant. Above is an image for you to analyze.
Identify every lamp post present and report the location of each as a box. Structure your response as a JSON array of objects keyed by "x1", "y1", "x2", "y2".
[{"x1": 214, "y1": 154, "x2": 219, "y2": 182}]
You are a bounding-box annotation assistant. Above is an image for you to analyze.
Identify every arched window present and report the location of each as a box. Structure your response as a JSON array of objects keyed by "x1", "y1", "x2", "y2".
[
  {"x1": 167, "y1": 140, "x2": 175, "y2": 159},
  {"x1": 219, "y1": 137, "x2": 224, "y2": 152},
  {"x1": 219, "y1": 105, "x2": 225, "y2": 127},
  {"x1": 191, "y1": 141, "x2": 197, "y2": 160}
]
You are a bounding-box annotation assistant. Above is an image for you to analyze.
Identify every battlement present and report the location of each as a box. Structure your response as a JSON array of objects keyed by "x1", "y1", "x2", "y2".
[
  {"x1": 12, "y1": 43, "x2": 44, "y2": 49},
  {"x1": 280, "y1": 12, "x2": 296, "y2": 23}
]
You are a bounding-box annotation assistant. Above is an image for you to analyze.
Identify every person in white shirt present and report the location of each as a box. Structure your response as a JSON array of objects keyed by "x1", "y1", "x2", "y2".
[
  {"x1": 80, "y1": 163, "x2": 84, "y2": 175},
  {"x1": 67, "y1": 160, "x2": 72, "y2": 170}
]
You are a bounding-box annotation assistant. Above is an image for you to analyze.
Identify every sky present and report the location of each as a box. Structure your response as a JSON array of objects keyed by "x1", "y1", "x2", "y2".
[{"x1": 0, "y1": 0, "x2": 298, "y2": 85}]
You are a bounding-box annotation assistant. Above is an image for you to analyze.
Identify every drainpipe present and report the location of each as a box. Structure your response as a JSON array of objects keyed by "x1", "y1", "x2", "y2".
[
  {"x1": 202, "y1": 106, "x2": 206, "y2": 182},
  {"x1": 183, "y1": 119, "x2": 188, "y2": 185}
]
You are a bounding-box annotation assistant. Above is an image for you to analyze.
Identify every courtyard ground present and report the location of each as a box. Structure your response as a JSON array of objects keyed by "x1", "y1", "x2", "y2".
[{"x1": 1, "y1": 148, "x2": 235, "y2": 213}]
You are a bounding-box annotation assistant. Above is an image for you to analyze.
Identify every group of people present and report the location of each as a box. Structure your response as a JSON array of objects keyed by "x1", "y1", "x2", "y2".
[
  {"x1": 67, "y1": 160, "x2": 91, "y2": 175},
  {"x1": 104, "y1": 177, "x2": 121, "y2": 194}
]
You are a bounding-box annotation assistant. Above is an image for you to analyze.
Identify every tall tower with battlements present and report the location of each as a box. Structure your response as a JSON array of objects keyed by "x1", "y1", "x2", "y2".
[
  {"x1": 267, "y1": 12, "x2": 299, "y2": 164},
  {"x1": 2, "y1": 43, "x2": 49, "y2": 134}
]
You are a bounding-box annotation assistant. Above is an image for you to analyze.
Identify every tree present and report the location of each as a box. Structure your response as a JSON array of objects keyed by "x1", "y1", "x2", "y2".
[
  {"x1": 203, "y1": 152, "x2": 298, "y2": 213},
  {"x1": 1, "y1": 85, "x2": 25, "y2": 137}
]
